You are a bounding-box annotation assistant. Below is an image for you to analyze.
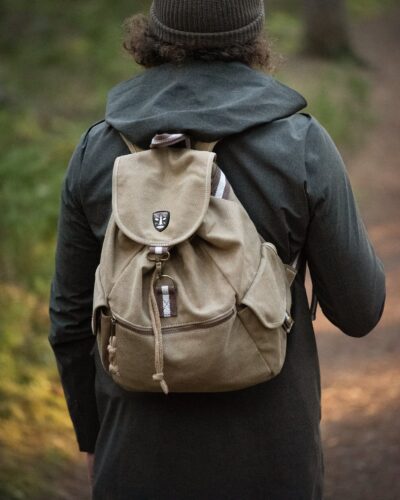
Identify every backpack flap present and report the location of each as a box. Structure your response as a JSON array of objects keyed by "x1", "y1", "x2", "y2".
[{"x1": 112, "y1": 148, "x2": 214, "y2": 246}]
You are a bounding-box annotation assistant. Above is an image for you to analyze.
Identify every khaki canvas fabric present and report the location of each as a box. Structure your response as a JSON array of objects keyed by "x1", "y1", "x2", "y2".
[{"x1": 92, "y1": 142, "x2": 295, "y2": 394}]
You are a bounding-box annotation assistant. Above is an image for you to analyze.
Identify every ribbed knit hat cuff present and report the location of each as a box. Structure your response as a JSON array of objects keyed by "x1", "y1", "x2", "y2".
[{"x1": 149, "y1": 4, "x2": 265, "y2": 48}]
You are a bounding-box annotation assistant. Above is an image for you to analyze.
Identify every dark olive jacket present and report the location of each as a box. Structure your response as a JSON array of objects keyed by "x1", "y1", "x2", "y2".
[{"x1": 49, "y1": 61, "x2": 385, "y2": 500}]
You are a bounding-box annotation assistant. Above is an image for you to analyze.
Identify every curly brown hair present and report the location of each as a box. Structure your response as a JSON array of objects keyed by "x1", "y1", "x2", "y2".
[{"x1": 123, "y1": 14, "x2": 272, "y2": 70}]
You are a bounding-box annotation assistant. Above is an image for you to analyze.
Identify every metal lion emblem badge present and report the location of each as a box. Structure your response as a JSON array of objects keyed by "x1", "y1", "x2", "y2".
[{"x1": 153, "y1": 211, "x2": 170, "y2": 232}]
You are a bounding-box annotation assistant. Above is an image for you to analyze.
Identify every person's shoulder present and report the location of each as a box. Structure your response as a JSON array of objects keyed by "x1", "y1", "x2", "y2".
[
  {"x1": 81, "y1": 119, "x2": 110, "y2": 150},
  {"x1": 249, "y1": 112, "x2": 315, "y2": 156},
  {"x1": 272, "y1": 112, "x2": 339, "y2": 164},
  {"x1": 272, "y1": 112, "x2": 324, "y2": 139},
  {"x1": 78, "y1": 119, "x2": 124, "y2": 165},
  {"x1": 69, "y1": 120, "x2": 109, "y2": 164},
  {"x1": 294, "y1": 115, "x2": 348, "y2": 190}
]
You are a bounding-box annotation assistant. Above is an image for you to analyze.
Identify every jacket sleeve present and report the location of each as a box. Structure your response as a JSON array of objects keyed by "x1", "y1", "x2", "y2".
[
  {"x1": 304, "y1": 118, "x2": 385, "y2": 337},
  {"x1": 49, "y1": 133, "x2": 101, "y2": 453}
]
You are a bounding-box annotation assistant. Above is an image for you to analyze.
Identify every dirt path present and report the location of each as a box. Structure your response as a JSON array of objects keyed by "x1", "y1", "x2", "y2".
[{"x1": 316, "y1": 8, "x2": 400, "y2": 500}]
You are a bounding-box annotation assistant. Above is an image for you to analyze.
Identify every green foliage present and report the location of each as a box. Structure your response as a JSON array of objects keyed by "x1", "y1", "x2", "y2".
[
  {"x1": 269, "y1": 10, "x2": 372, "y2": 146},
  {"x1": 347, "y1": 0, "x2": 399, "y2": 18},
  {"x1": 0, "y1": 285, "x2": 77, "y2": 499},
  {"x1": 266, "y1": 0, "x2": 399, "y2": 19},
  {"x1": 278, "y1": 59, "x2": 372, "y2": 146},
  {"x1": 0, "y1": 112, "x2": 67, "y2": 293},
  {"x1": 267, "y1": 11, "x2": 303, "y2": 55}
]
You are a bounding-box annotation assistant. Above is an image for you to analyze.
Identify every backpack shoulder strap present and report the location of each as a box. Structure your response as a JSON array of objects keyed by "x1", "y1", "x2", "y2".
[
  {"x1": 119, "y1": 133, "x2": 143, "y2": 153},
  {"x1": 194, "y1": 140, "x2": 219, "y2": 152}
]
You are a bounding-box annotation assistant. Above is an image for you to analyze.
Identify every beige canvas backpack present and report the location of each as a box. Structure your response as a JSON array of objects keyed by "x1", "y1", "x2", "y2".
[{"x1": 92, "y1": 133, "x2": 296, "y2": 395}]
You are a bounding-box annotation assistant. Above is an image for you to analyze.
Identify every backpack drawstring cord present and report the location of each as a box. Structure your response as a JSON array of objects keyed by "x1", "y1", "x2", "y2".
[{"x1": 148, "y1": 263, "x2": 169, "y2": 395}]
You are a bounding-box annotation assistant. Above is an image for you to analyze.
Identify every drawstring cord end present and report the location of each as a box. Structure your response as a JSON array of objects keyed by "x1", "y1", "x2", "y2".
[{"x1": 153, "y1": 372, "x2": 169, "y2": 395}]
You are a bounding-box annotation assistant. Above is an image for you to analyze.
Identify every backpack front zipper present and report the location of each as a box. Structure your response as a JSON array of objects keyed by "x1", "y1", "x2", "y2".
[{"x1": 110, "y1": 308, "x2": 235, "y2": 336}]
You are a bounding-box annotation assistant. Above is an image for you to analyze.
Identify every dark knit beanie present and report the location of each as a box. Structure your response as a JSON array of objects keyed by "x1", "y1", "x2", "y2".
[{"x1": 149, "y1": 0, "x2": 265, "y2": 48}]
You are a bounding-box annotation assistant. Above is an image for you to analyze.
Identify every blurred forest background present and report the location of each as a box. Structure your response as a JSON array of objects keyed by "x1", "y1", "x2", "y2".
[{"x1": 0, "y1": 1, "x2": 399, "y2": 499}]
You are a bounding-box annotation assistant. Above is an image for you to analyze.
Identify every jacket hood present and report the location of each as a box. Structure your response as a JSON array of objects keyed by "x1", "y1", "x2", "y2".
[{"x1": 106, "y1": 61, "x2": 307, "y2": 146}]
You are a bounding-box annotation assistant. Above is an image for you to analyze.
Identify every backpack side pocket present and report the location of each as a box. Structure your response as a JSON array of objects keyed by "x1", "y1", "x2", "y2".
[{"x1": 238, "y1": 242, "x2": 292, "y2": 376}]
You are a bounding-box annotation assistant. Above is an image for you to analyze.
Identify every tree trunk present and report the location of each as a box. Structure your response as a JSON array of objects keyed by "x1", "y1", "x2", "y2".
[{"x1": 303, "y1": 0, "x2": 352, "y2": 58}]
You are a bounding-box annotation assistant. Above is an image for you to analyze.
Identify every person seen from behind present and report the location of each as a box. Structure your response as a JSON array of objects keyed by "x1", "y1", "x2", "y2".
[{"x1": 49, "y1": 1, "x2": 386, "y2": 499}]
